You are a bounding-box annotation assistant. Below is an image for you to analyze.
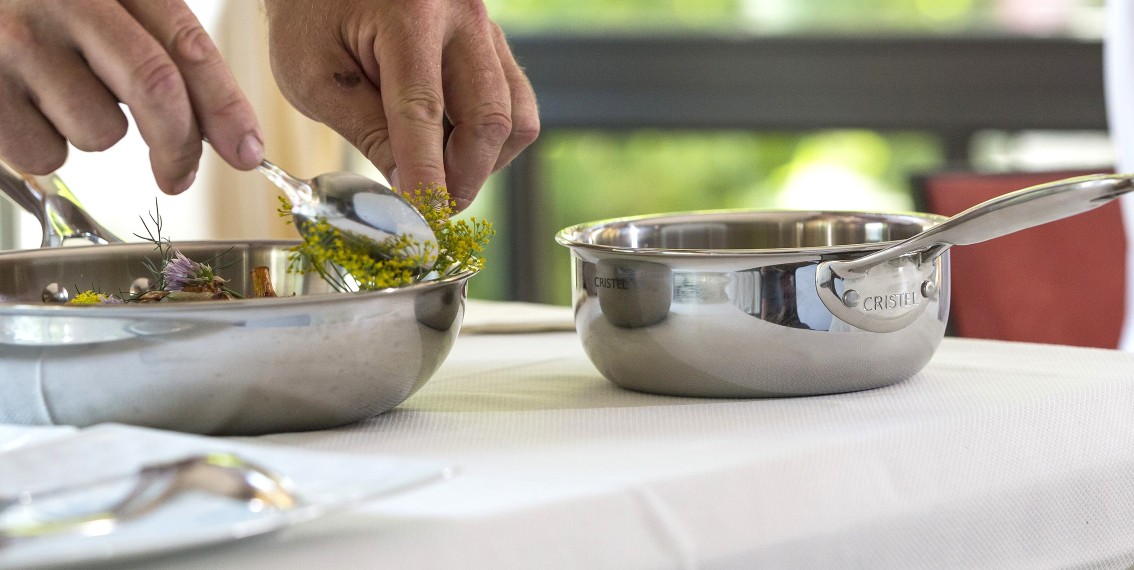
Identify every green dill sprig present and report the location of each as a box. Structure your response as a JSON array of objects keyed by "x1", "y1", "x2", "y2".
[
  {"x1": 281, "y1": 183, "x2": 494, "y2": 292},
  {"x1": 127, "y1": 202, "x2": 242, "y2": 301},
  {"x1": 405, "y1": 185, "x2": 494, "y2": 277},
  {"x1": 284, "y1": 220, "x2": 428, "y2": 291},
  {"x1": 133, "y1": 203, "x2": 175, "y2": 292}
]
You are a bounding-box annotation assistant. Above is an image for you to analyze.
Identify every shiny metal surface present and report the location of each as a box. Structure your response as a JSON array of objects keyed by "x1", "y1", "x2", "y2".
[
  {"x1": 0, "y1": 162, "x2": 121, "y2": 247},
  {"x1": 0, "y1": 452, "x2": 296, "y2": 544},
  {"x1": 558, "y1": 210, "x2": 948, "y2": 397},
  {"x1": 0, "y1": 241, "x2": 471, "y2": 435},
  {"x1": 256, "y1": 160, "x2": 438, "y2": 268},
  {"x1": 816, "y1": 173, "x2": 1134, "y2": 332}
]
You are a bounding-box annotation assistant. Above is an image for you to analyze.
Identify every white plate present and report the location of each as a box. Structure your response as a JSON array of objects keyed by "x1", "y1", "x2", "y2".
[{"x1": 0, "y1": 424, "x2": 450, "y2": 569}]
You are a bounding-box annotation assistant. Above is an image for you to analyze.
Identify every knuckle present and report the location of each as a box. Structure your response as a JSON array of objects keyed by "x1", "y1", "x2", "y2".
[
  {"x1": 455, "y1": 0, "x2": 489, "y2": 22},
  {"x1": 392, "y1": 84, "x2": 445, "y2": 126},
  {"x1": 169, "y1": 21, "x2": 216, "y2": 64},
  {"x1": 468, "y1": 101, "x2": 512, "y2": 144},
  {"x1": 355, "y1": 126, "x2": 395, "y2": 174},
  {"x1": 511, "y1": 114, "x2": 540, "y2": 147},
  {"x1": 0, "y1": 17, "x2": 37, "y2": 65},
  {"x1": 208, "y1": 93, "x2": 252, "y2": 123},
  {"x1": 273, "y1": 79, "x2": 314, "y2": 120},
  {"x1": 132, "y1": 54, "x2": 186, "y2": 101}
]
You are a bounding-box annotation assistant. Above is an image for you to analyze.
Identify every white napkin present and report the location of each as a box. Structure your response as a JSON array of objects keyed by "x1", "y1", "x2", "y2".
[
  {"x1": 460, "y1": 300, "x2": 576, "y2": 334},
  {"x1": 0, "y1": 424, "x2": 449, "y2": 569},
  {"x1": 0, "y1": 425, "x2": 75, "y2": 453}
]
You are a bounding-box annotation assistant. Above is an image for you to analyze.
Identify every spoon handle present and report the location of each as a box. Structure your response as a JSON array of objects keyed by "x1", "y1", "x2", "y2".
[
  {"x1": 256, "y1": 159, "x2": 314, "y2": 205},
  {"x1": 201, "y1": 137, "x2": 311, "y2": 205}
]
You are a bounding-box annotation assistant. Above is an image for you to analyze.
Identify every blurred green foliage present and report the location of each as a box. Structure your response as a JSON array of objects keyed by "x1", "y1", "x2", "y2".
[
  {"x1": 484, "y1": 0, "x2": 745, "y2": 32},
  {"x1": 463, "y1": 0, "x2": 1100, "y2": 303},
  {"x1": 540, "y1": 130, "x2": 941, "y2": 215},
  {"x1": 466, "y1": 130, "x2": 943, "y2": 305},
  {"x1": 484, "y1": 0, "x2": 1013, "y2": 34}
]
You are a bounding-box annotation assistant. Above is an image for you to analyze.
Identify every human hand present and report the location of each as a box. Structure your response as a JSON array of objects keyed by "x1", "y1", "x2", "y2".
[
  {"x1": 263, "y1": 0, "x2": 540, "y2": 210},
  {"x1": 0, "y1": 0, "x2": 263, "y2": 194}
]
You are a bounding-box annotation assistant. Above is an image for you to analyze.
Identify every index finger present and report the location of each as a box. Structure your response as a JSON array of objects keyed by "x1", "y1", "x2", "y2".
[
  {"x1": 63, "y1": 2, "x2": 200, "y2": 194},
  {"x1": 121, "y1": 0, "x2": 264, "y2": 171},
  {"x1": 374, "y1": 22, "x2": 447, "y2": 193}
]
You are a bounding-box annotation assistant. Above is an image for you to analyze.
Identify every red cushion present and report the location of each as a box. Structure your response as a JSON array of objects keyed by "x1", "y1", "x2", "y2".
[{"x1": 918, "y1": 170, "x2": 1126, "y2": 348}]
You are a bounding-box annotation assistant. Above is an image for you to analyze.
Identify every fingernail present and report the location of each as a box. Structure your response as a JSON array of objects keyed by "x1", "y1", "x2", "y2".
[
  {"x1": 238, "y1": 133, "x2": 264, "y2": 167},
  {"x1": 175, "y1": 169, "x2": 197, "y2": 194},
  {"x1": 390, "y1": 167, "x2": 401, "y2": 191}
]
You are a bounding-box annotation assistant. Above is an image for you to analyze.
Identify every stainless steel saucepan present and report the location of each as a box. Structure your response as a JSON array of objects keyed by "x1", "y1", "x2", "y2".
[
  {"x1": 0, "y1": 164, "x2": 472, "y2": 435},
  {"x1": 556, "y1": 173, "x2": 1133, "y2": 398}
]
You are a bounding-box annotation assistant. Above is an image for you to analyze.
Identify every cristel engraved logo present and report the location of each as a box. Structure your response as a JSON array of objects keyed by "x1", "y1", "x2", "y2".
[
  {"x1": 862, "y1": 291, "x2": 919, "y2": 312},
  {"x1": 594, "y1": 277, "x2": 630, "y2": 290}
]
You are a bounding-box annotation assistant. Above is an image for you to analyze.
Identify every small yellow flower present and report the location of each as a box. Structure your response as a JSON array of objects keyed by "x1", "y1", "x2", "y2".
[
  {"x1": 69, "y1": 290, "x2": 104, "y2": 305},
  {"x1": 68, "y1": 290, "x2": 124, "y2": 305},
  {"x1": 281, "y1": 183, "x2": 494, "y2": 292}
]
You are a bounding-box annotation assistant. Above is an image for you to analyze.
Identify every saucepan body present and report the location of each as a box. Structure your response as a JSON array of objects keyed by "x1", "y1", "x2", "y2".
[{"x1": 557, "y1": 210, "x2": 950, "y2": 398}]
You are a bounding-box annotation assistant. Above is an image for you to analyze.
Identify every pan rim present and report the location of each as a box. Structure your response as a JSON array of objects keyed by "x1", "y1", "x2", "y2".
[
  {"x1": 0, "y1": 239, "x2": 475, "y2": 316},
  {"x1": 555, "y1": 208, "x2": 948, "y2": 257}
]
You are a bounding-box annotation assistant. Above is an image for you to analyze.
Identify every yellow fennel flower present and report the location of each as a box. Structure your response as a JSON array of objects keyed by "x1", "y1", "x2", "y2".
[
  {"x1": 282, "y1": 184, "x2": 493, "y2": 292},
  {"x1": 68, "y1": 290, "x2": 124, "y2": 305}
]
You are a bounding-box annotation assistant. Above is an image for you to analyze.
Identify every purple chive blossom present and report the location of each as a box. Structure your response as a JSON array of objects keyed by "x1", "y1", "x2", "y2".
[{"x1": 162, "y1": 251, "x2": 212, "y2": 291}]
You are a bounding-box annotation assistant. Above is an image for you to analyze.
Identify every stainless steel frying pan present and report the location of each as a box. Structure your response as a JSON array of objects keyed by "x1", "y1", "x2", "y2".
[{"x1": 0, "y1": 164, "x2": 472, "y2": 435}]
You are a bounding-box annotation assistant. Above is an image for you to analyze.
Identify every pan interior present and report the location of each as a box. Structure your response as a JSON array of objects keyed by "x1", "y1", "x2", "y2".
[
  {"x1": 570, "y1": 211, "x2": 939, "y2": 251},
  {"x1": 0, "y1": 241, "x2": 328, "y2": 305}
]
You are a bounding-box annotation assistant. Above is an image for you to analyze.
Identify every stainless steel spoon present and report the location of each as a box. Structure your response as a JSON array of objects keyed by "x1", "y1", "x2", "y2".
[
  {"x1": 0, "y1": 452, "x2": 298, "y2": 544},
  {"x1": 255, "y1": 160, "x2": 438, "y2": 269}
]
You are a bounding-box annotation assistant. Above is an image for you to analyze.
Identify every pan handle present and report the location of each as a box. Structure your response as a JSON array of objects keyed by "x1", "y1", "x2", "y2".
[
  {"x1": 816, "y1": 173, "x2": 1134, "y2": 333},
  {"x1": 0, "y1": 161, "x2": 121, "y2": 247}
]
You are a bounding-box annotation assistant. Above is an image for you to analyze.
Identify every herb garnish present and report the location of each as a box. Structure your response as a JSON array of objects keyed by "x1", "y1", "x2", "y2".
[
  {"x1": 66, "y1": 184, "x2": 491, "y2": 304},
  {"x1": 281, "y1": 183, "x2": 494, "y2": 292},
  {"x1": 69, "y1": 203, "x2": 242, "y2": 304}
]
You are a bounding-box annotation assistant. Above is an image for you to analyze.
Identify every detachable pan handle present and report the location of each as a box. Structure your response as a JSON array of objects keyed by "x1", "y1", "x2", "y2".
[{"x1": 816, "y1": 173, "x2": 1134, "y2": 333}]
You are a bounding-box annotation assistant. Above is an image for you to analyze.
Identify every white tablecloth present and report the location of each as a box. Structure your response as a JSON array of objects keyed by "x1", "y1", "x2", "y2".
[{"x1": 4, "y1": 302, "x2": 1134, "y2": 569}]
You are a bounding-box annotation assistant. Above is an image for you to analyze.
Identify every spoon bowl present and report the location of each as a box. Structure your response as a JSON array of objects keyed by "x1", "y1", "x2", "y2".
[{"x1": 255, "y1": 160, "x2": 438, "y2": 269}]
